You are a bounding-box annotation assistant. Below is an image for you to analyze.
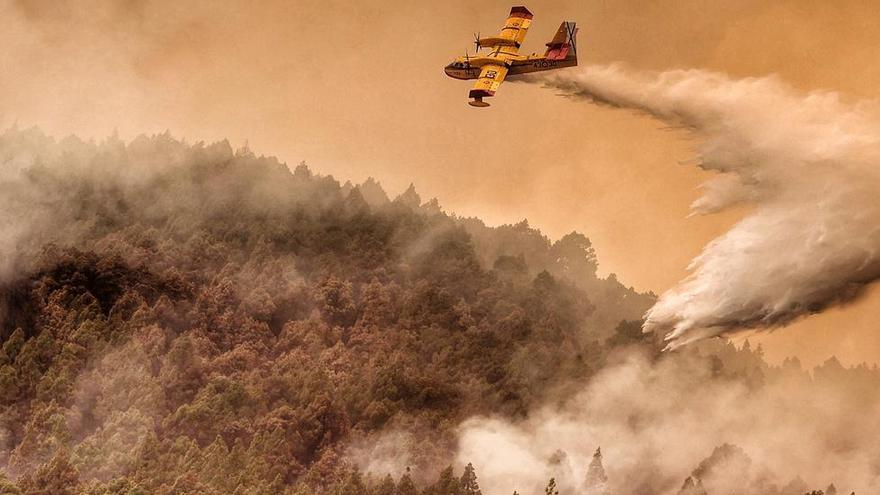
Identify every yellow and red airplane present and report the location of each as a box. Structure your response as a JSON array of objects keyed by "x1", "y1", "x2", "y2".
[{"x1": 444, "y1": 6, "x2": 578, "y2": 107}]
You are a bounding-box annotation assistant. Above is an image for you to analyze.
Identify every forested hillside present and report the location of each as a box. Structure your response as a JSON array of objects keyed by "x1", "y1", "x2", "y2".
[
  {"x1": 0, "y1": 128, "x2": 654, "y2": 494},
  {"x1": 0, "y1": 129, "x2": 872, "y2": 494}
]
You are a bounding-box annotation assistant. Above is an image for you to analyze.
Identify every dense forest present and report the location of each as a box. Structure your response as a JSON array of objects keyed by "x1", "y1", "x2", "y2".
[{"x1": 0, "y1": 128, "x2": 873, "y2": 494}]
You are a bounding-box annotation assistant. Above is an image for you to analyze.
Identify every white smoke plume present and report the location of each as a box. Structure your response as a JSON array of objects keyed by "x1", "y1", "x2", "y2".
[
  {"x1": 456, "y1": 348, "x2": 880, "y2": 495},
  {"x1": 527, "y1": 64, "x2": 880, "y2": 347}
]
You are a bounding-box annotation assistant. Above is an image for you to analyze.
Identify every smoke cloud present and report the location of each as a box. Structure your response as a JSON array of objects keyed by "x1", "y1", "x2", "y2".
[
  {"x1": 527, "y1": 64, "x2": 880, "y2": 347},
  {"x1": 456, "y1": 348, "x2": 880, "y2": 495}
]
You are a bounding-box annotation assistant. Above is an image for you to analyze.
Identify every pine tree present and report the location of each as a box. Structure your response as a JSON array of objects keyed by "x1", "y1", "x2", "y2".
[
  {"x1": 545, "y1": 478, "x2": 559, "y2": 495},
  {"x1": 394, "y1": 183, "x2": 422, "y2": 209},
  {"x1": 677, "y1": 476, "x2": 707, "y2": 495},
  {"x1": 19, "y1": 448, "x2": 80, "y2": 495},
  {"x1": 427, "y1": 466, "x2": 460, "y2": 495},
  {"x1": 396, "y1": 467, "x2": 418, "y2": 495},
  {"x1": 339, "y1": 470, "x2": 367, "y2": 495},
  {"x1": 375, "y1": 474, "x2": 396, "y2": 495},
  {"x1": 585, "y1": 447, "x2": 610, "y2": 495},
  {"x1": 459, "y1": 463, "x2": 482, "y2": 495}
]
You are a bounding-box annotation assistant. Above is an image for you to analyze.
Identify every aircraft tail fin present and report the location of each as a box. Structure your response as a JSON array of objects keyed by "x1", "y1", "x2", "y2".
[{"x1": 544, "y1": 21, "x2": 578, "y2": 61}]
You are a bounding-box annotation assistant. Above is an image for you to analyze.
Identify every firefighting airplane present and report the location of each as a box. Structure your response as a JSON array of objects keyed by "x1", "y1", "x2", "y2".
[{"x1": 444, "y1": 6, "x2": 578, "y2": 107}]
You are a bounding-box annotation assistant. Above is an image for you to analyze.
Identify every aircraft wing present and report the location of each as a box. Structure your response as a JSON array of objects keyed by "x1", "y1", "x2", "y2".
[
  {"x1": 466, "y1": 6, "x2": 532, "y2": 106},
  {"x1": 477, "y1": 6, "x2": 533, "y2": 50},
  {"x1": 469, "y1": 64, "x2": 509, "y2": 106},
  {"x1": 498, "y1": 6, "x2": 532, "y2": 47}
]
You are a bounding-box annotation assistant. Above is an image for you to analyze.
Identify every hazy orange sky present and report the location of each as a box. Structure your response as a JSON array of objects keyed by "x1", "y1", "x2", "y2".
[{"x1": 3, "y1": 0, "x2": 880, "y2": 366}]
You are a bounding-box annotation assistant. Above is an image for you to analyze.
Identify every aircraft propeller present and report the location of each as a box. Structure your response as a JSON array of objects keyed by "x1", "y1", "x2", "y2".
[{"x1": 473, "y1": 32, "x2": 482, "y2": 52}]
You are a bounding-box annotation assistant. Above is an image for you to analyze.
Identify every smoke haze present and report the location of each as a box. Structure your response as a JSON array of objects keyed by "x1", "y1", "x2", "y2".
[
  {"x1": 529, "y1": 65, "x2": 880, "y2": 347},
  {"x1": 4, "y1": 3, "x2": 880, "y2": 492},
  {"x1": 456, "y1": 346, "x2": 880, "y2": 494},
  {"x1": 8, "y1": 0, "x2": 880, "y2": 366}
]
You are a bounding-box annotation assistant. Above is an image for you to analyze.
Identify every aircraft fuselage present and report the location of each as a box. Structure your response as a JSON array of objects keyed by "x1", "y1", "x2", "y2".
[{"x1": 444, "y1": 54, "x2": 577, "y2": 80}]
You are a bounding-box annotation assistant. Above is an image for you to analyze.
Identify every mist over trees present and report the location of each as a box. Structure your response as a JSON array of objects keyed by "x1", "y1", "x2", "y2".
[{"x1": 0, "y1": 128, "x2": 874, "y2": 494}]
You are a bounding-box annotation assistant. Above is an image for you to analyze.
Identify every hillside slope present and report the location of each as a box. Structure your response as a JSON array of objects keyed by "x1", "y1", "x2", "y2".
[
  {"x1": 0, "y1": 128, "x2": 654, "y2": 494},
  {"x1": 2, "y1": 129, "x2": 872, "y2": 495}
]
